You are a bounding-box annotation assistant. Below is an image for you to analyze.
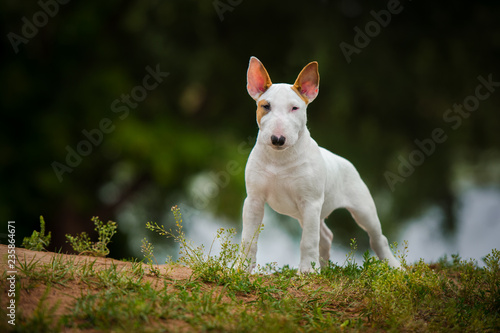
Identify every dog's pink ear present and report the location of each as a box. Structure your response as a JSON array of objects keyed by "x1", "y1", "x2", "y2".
[
  {"x1": 247, "y1": 57, "x2": 272, "y2": 100},
  {"x1": 293, "y1": 62, "x2": 320, "y2": 103}
]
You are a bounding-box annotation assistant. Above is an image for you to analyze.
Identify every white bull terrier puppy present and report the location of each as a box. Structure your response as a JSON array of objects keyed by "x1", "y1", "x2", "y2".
[{"x1": 240, "y1": 56, "x2": 401, "y2": 273}]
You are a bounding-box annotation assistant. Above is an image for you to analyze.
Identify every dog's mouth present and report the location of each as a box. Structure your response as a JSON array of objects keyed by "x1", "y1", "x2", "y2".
[{"x1": 270, "y1": 145, "x2": 288, "y2": 151}]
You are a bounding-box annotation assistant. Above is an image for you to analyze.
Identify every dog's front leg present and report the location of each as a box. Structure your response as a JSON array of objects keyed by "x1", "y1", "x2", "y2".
[
  {"x1": 239, "y1": 196, "x2": 265, "y2": 273},
  {"x1": 299, "y1": 203, "x2": 322, "y2": 273}
]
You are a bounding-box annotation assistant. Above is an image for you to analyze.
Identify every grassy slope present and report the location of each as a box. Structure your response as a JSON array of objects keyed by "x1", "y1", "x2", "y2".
[{"x1": 1, "y1": 244, "x2": 499, "y2": 332}]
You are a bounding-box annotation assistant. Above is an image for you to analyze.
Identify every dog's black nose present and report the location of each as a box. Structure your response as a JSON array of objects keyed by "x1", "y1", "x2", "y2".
[{"x1": 271, "y1": 135, "x2": 286, "y2": 146}]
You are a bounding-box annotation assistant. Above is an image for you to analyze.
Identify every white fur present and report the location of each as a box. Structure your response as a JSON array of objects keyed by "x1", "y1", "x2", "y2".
[{"x1": 240, "y1": 57, "x2": 400, "y2": 273}]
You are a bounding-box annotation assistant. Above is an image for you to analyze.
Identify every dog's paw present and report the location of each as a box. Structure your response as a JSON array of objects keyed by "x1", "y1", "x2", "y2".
[
  {"x1": 299, "y1": 261, "x2": 320, "y2": 274},
  {"x1": 386, "y1": 256, "x2": 402, "y2": 269},
  {"x1": 389, "y1": 259, "x2": 403, "y2": 270}
]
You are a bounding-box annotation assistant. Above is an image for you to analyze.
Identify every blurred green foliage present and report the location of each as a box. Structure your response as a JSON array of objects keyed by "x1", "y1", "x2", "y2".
[{"x1": 1, "y1": 0, "x2": 499, "y2": 257}]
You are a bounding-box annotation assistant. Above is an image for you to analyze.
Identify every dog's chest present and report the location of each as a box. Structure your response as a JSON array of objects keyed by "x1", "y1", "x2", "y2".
[
  {"x1": 248, "y1": 157, "x2": 321, "y2": 219},
  {"x1": 263, "y1": 172, "x2": 303, "y2": 218}
]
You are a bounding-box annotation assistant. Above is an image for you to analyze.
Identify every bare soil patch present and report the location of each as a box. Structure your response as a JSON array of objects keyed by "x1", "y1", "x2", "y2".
[{"x1": 0, "y1": 245, "x2": 192, "y2": 332}]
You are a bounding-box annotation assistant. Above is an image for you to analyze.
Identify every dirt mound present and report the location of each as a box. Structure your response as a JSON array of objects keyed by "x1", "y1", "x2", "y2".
[{"x1": 0, "y1": 245, "x2": 192, "y2": 332}]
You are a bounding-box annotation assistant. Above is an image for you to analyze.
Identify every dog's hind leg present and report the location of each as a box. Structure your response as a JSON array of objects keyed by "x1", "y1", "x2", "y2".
[
  {"x1": 347, "y1": 203, "x2": 400, "y2": 268},
  {"x1": 345, "y1": 182, "x2": 401, "y2": 268},
  {"x1": 319, "y1": 219, "x2": 333, "y2": 267}
]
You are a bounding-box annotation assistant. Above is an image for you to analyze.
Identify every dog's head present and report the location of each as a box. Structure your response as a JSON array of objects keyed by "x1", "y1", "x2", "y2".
[{"x1": 246, "y1": 56, "x2": 319, "y2": 151}]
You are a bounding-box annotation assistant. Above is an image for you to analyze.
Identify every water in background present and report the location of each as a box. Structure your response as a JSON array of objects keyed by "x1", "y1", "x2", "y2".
[
  {"x1": 182, "y1": 186, "x2": 500, "y2": 267},
  {"x1": 122, "y1": 186, "x2": 500, "y2": 268},
  {"x1": 400, "y1": 186, "x2": 500, "y2": 265}
]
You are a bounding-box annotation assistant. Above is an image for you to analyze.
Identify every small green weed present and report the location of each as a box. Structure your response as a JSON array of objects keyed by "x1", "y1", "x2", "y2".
[
  {"x1": 140, "y1": 238, "x2": 160, "y2": 276},
  {"x1": 146, "y1": 206, "x2": 240, "y2": 283},
  {"x1": 22, "y1": 216, "x2": 51, "y2": 251},
  {"x1": 65, "y1": 216, "x2": 117, "y2": 257},
  {"x1": 146, "y1": 206, "x2": 204, "y2": 268}
]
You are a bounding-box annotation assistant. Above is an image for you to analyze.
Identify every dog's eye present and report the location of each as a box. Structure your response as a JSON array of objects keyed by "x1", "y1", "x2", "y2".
[
  {"x1": 291, "y1": 106, "x2": 299, "y2": 111},
  {"x1": 262, "y1": 104, "x2": 271, "y2": 111}
]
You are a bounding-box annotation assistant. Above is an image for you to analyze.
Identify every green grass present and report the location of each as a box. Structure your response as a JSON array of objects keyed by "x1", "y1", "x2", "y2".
[{"x1": 2, "y1": 207, "x2": 499, "y2": 332}]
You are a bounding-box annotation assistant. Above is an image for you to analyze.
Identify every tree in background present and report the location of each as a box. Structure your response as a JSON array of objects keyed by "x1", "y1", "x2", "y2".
[{"x1": 1, "y1": 0, "x2": 499, "y2": 258}]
